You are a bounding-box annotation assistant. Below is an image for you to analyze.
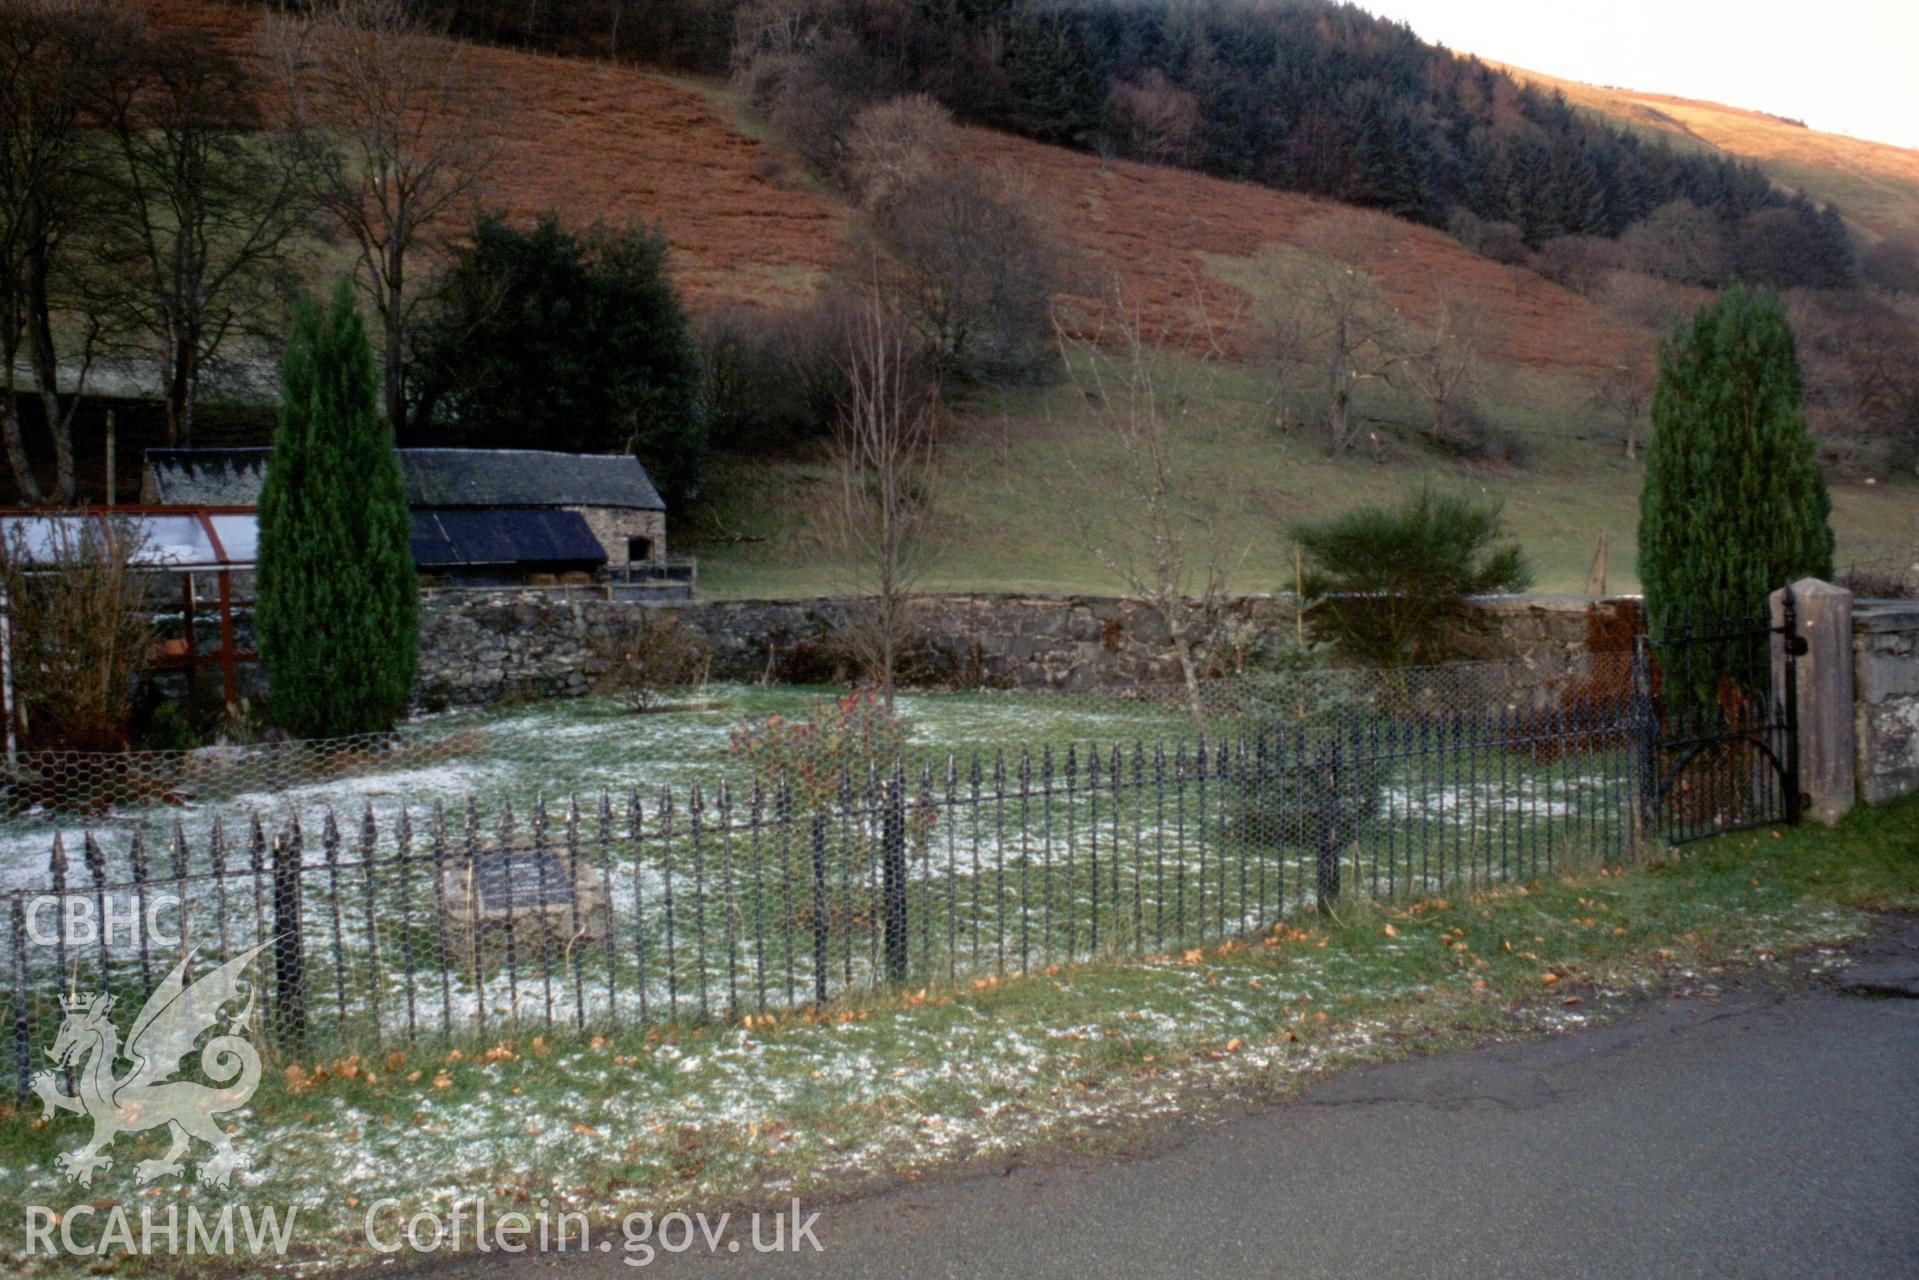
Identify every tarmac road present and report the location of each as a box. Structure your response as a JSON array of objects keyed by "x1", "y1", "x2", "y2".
[{"x1": 377, "y1": 923, "x2": 1919, "y2": 1280}]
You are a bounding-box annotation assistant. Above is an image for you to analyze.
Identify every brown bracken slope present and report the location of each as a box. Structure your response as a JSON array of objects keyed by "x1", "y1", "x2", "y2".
[
  {"x1": 156, "y1": 0, "x2": 1640, "y2": 374},
  {"x1": 149, "y1": 0, "x2": 853, "y2": 309},
  {"x1": 951, "y1": 128, "x2": 1636, "y2": 375}
]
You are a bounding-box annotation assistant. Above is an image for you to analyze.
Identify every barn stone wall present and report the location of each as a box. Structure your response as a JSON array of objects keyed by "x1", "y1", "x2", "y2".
[{"x1": 565, "y1": 505, "x2": 665, "y2": 570}]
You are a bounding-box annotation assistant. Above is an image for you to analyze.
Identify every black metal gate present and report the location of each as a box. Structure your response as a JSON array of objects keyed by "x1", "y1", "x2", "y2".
[{"x1": 1635, "y1": 588, "x2": 1804, "y2": 844}]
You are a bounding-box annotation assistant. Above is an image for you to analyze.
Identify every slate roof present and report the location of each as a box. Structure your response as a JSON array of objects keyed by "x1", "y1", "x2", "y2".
[
  {"x1": 410, "y1": 509, "x2": 608, "y2": 568},
  {"x1": 145, "y1": 447, "x2": 666, "y2": 512},
  {"x1": 399, "y1": 449, "x2": 664, "y2": 510}
]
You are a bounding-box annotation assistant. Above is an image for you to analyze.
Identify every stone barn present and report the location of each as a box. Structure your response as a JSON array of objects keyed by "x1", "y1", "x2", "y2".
[{"x1": 143, "y1": 447, "x2": 668, "y2": 584}]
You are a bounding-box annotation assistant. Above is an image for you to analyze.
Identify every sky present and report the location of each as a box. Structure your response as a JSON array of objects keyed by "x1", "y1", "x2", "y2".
[{"x1": 1362, "y1": 0, "x2": 1919, "y2": 150}]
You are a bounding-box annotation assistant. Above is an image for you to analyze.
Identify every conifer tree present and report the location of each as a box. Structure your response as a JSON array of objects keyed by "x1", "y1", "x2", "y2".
[
  {"x1": 256, "y1": 279, "x2": 418, "y2": 737},
  {"x1": 1638, "y1": 282, "x2": 1832, "y2": 668}
]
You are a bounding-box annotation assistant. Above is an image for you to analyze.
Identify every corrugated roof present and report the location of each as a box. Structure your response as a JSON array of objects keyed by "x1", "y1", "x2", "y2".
[
  {"x1": 409, "y1": 509, "x2": 608, "y2": 568},
  {"x1": 146, "y1": 447, "x2": 665, "y2": 511}
]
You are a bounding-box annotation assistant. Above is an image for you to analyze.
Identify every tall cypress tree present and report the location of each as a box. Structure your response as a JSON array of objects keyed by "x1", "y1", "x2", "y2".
[
  {"x1": 256, "y1": 279, "x2": 418, "y2": 737},
  {"x1": 1638, "y1": 282, "x2": 1832, "y2": 685}
]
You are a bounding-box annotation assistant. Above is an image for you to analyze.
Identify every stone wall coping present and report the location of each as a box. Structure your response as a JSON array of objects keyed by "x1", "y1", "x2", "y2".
[
  {"x1": 1853, "y1": 602, "x2": 1919, "y2": 634},
  {"x1": 680, "y1": 591, "x2": 1285, "y2": 608},
  {"x1": 424, "y1": 587, "x2": 1642, "y2": 613},
  {"x1": 1463, "y1": 593, "x2": 1630, "y2": 614}
]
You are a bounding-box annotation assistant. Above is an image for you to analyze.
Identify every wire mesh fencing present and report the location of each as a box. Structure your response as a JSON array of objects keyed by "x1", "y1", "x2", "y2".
[
  {"x1": 8, "y1": 654, "x2": 1656, "y2": 1092},
  {"x1": 0, "y1": 654, "x2": 1612, "y2": 818},
  {"x1": 0, "y1": 724, "x2": 505, "y2": 821}
]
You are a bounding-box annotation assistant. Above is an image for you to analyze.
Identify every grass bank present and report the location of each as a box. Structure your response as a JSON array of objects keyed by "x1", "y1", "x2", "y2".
[
  {"x1": 4, "y1": 795, "x2": 1915, "y2": 1275},
  {"x1": 688, "y1": 363, "x2": 1919, "y2": 600}
]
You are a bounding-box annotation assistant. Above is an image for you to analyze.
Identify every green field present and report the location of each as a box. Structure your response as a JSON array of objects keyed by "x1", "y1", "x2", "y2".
[{"x1": 689, "y1": 355, "x2": 1919, "y2": 600}]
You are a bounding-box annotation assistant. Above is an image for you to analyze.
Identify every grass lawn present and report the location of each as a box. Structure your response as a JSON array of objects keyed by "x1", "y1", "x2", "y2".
[
  {"x1": 6, "y1": 791, "x2": 1914, "y2": 1275},
  {"x1": 0, "y1": 684, "x2": 1202, "y2": 892}
]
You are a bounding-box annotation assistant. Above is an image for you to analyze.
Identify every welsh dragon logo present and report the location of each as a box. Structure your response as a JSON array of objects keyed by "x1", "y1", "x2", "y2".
[{"x1": 30, "y1": 942, "x2": 268, "y2": 1190}]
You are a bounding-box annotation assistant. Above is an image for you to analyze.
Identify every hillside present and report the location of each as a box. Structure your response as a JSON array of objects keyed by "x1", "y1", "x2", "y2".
[
  {"x1": 119, "y1": 3, "x2": 1919, "y2": 599},
  {"x1": 1490, "y1": 59, "x2": 1919, "y2": 246},
  {"x1": 147, "y1": 0, "x2": 853, "y2": 309},
  {"x1": 947, "y1": 128, "x2": 1637, "y2": 377},
  {"x1": 151, "y1": 1, "x2": 1632, "y2": 375}
]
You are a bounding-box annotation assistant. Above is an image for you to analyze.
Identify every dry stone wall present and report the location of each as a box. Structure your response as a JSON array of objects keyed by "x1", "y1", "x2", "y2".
[
  {"x1": 1854, "y1": 602, "x2": 1919, "y2": 804},
  {"x1": 412, "y1": 589, "x2": 1629, "y2": 711}
]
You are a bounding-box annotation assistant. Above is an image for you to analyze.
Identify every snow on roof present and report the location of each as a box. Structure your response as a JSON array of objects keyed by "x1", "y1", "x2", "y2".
[{"x1": 145, "y1": 447, "x2": 666, "y2": 512}]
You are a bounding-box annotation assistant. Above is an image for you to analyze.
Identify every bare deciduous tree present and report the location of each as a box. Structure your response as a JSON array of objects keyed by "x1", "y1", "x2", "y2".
[
  {"x1": 1258, "y1": 295, "x2": 1315, "y2": 436},
  {"x1": 1255, "y1": 212, "x2": 1406, "y2": 454},
  {"x1": 1620, "y1": 199, "x2": 1725, "y2": 287},
  {"x1": 843, "y1": 93, "x2": 954, "y2": 211},
  {"x1": 729, "y1": 0, "x2": 819, "y2": 75},
  {"x1": 0, "y1": 0, "x2": 117, "y2": 503},
  {"x1": 271, "y1": 0, "x2": 496, "y2": 432},
  {"x1": 1595, "y1": 268, "x2": 1686, "y2": 333},
  {"x1": 1105, "y1": 69, "x2": 1201, "y2": 167},
  {"x1": 1861, "y1": 237, "x2": 1919, "y2": 298},
  {"x1": 1532, "y1": 233, "x2": 1621, "y2": 296},
  {"x1": 1058, "y1": 286, "x2": 1239, "y2": 739},
  {"x1": 831, "y1": 286, "x2": 940, "y2": 711},
  {"x1": 871, "y1": 165, "x2": 1061, "y2": 380},
  {"x1": 95, "y1": 20, "x2": 316, "y2": 445},
  {"x1": 1398, "y1": 294, "x2": 1478, "y2": 446},
  {"x1": 1589, "y1": 345, "x2": 1654, "y2": 460},
  {"x1": 1789, "y1": 287, "x2": 1919, "y2": 475},
  {"x1": 1445, "y1": 206, "x2": 1527, "y2": 266}
]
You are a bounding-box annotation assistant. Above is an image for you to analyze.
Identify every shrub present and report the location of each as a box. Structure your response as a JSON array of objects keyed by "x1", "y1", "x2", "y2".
[
  {"x1": 695, "y1": 294, "x2": 865, "y2": 451},
  {"x1": 1836, "y1": 563, "x2": 1916, "y2": 599},
  {"x1": 1225, "y1": 644, "x2": 1387, "y2": 860},
  {"x1": 729, "y1": 689, "x2": 909, "y2": 817},
  {"x1": 1533, "y1": 234, "x2": 1622, "y2": 295},
  {"x1": 1422, "y1": 400, "x2": 1533, "y2": 468},
  {"x1": 408, "y1": 213, "x2": 705, "y2": 509},
  {"x1": 1445, "y1": 207, "x2": 1527, "y2": 265},
  {"x1": 0, "y1": 515, "x2": 155, "y2": 752},
  {"x1": 256, "y1": 279, "x2": 419, "y2": 738},
  {"x1": 729, "y1": 690, "x2": 933, "y2": 933},
  {"x1": 1292, "y1": 488, "x2": 1533, "y2": 667},
  {"x1": 1639, "y1": 283, "x2": 1833, "y2": 636},
  {"x1": 589, "y1": 612, "x2": 711, "y2": 713},
  {"x1": 139, "y1": 699, "x2": 199, "y2": 752}
]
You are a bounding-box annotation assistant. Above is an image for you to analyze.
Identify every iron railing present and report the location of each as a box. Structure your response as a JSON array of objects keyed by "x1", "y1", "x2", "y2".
[
  {"x1": 1638, "y1": 595, "x2": 1802, "y2": 843},
  {"x1": 9, "y1": 670, "x2": 1651, "y2": 1092}
]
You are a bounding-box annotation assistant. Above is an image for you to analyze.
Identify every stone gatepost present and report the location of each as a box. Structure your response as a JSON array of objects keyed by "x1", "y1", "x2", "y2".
[{"x1": 1772, "y1": 578, "x2": 1854, "y2": 825}]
